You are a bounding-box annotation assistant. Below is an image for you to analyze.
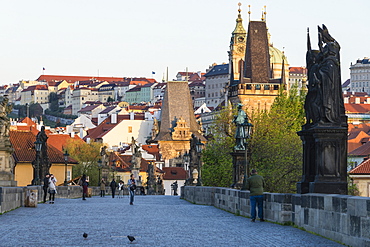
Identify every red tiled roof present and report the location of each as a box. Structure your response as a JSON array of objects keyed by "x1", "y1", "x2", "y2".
[
  {"x1": 37, "y1": 75, "x2": 124, "y2": 83},
  {"x1": 78, "y1": 104, "x2": 102, "y2": 113},
  {"x1": 345, "y1": 103, "x2": 370, "y2": 114},
  {"x1": 47, "y1": 134, "x2": 82, "y2": 152},
  {"x1": 162, "y1": 167, "x2": 187, "y2": 180},
  {"x1": 349, "y1": 141, "x2": 370, "y2": 156},
  {"x1": 349, "y1": 158, "x2": 370, "y2": 174},
  {"x1": 21, "y1": 84, "x2": 48, "y2": 92},
  {"x1": 289, "y1": 67, "x2": 307, "y2": 74},
  {"x1": 142, "y1": 144, "x2": 161, "y2": 161},
  {"x1": 10, "y1": 131, "x2": 78, "y2": 164}
]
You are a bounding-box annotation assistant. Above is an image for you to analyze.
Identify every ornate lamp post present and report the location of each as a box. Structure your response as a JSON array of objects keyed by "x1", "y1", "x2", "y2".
[
  {"x1": 183, "y1": 152, "x2": 190, "y2": 185},
  {"x1": 241, "y1": 118, "x2": 253, "y2": 190},
  {"x1": 63, "y1": 150, "x2": 69, "y2": 186},
  {"x1": 32, "y1": 139, "x2": 42, "y2": 185},
  {"x1": 97, "y1": 159, "x2": 102, "y2": 183},
  {"x1": 196, "y1": 140, "x2": 204, "y2": 186}
]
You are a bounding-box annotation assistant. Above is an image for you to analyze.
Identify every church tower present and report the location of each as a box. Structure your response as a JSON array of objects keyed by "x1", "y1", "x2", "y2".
[
  {"x1": 228, "y1": 5, "x2": 288, "y2": 114},
  {"x1": 229, "y1": 3, "x2": 247, "y2": 81},
  {"x1": 154, "y1": 81, "x2": 206, "y2": 166}
]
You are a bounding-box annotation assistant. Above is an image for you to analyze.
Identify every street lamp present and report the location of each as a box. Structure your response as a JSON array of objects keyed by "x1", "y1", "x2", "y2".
[
  {"x1": 32, "y1": 139, "x2": 42, "y2": 185},
  {"x1": 63, "y1": 150, "x2": 69, "y2": 186},
  {"x1": 196, "y1": 140, "x2": 204, "y2": 186},
  {"x1": 98, "y1": 159, "x2": 102, "y2": 183},
  {"x1": 241, "y1": 118, "x2": 253, "y2": 190}
]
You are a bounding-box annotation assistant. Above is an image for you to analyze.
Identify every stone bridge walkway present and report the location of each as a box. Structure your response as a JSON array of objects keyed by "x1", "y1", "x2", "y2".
[{"x1": 0, "y1": 195, "x2": 343, "y2": 246}]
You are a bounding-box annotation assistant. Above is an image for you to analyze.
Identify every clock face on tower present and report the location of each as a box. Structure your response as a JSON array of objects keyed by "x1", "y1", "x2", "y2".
[
  {"x1": 238, "y1": 36, "x2": 245, "y2": 43},
  {"x1": 237, "y1": 46, "x2": 244, "y2": 54}
]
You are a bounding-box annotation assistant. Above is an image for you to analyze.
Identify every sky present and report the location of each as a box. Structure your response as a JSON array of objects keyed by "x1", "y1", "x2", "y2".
[{"x1": 1, "y1": 0, "x2": 369, "y2": 85}]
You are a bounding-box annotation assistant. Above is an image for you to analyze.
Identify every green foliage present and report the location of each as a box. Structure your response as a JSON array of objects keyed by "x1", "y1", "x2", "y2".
[
  {"x1": 64, "y1": 139, "x2": 103, "y2": 186},
  {"x1": 250, "y1": 86, "x2": 306, "y2": 193},
  {"x1": 49, "y1": 92, "x2": 60, "y2": 112},
  {"x1": 347, "y1": 176, "x2": 360, "y2": 196},
  {"x1": 13, "y1": 103, "x2": 43, "y2": 118},
  {"x1": 44, "y1": 109, "x2": 77, "y2": 119},
  {"x1": 202, "y1": 106, "x2": 236, "y2": 187}
]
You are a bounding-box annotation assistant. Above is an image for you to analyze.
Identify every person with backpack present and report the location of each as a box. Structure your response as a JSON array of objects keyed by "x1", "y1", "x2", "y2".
[
  {"x1": 110, "y1": 178, "x2": 117, "y2": 198},
  {"x1": 127, "y1": 174, "x2": 136, "y2": 205}
]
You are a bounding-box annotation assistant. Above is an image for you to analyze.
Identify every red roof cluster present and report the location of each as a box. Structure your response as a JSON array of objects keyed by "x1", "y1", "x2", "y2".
[
  {"x1": 350, "y1": 158, "x2": 370, "y2": 174},
  {"x1": 10, "y1": 131, "x2": 78, "y2": 164}
]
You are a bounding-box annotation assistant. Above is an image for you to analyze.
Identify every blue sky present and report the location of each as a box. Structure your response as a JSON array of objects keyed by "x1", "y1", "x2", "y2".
[{"x1": 0, "y1": 0, "x2": 369, "y2": 85}]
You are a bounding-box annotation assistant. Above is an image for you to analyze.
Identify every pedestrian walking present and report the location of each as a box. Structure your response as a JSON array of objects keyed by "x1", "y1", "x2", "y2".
[
  {"x1": 118, "y1": 180, "x2": 125, "y2": 198},
  {"x1": 80, "y1": 174, "x2": 89, "y2": 200},
  {"x1": 127, "y1": 174, "x2": 136, "y2": 205},
  {"x1": 246, "y1": 169, "x2": 265, "y2": 222},
  {"x1": 100, "y1": 178, "x2": 106, "y2": 197},
  {"x1": 48, "y1": 174, "x2": 57, "y2": 204},
  {"x1": 171, "y1": 181, "x2": 178, "y2": 196},
  {"x1": 110, "y1": 178, "x2": 117, "y2": 198},
  {"x1": 42, "y1": 174, "x2": 50, "y2": 203}
]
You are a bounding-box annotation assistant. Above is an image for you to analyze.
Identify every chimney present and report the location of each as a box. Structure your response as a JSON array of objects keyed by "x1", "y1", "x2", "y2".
[
  {"x1": 71, "y1": 132, "x2": 75, "y2": 138},
  {"x1": 355, "y1": 97, "x2": 360, "y2": 104},
  {"x1": 343, "y1": 97, "x2": 348, "y2": 104},
  {"x1": 111, "y1": 113, "x2": 117, "y2": 124},
  {"x1": 130, "y1": 112, "x2": 135, "y2": 120}
]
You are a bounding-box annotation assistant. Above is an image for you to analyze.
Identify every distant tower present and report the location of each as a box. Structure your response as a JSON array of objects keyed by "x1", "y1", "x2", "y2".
[
  {"x1": 228, "y1": 5, "x2": 288, "y2": 114},
  {"x1": 229, "y1": 2, "x2": 247, "y2": 82},
  {"x1": 154, "y1": 81, "x2": 206, "y2": 166}
]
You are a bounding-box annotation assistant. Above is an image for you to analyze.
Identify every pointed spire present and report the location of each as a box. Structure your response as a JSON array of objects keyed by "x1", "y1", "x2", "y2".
[
  {"x1": 307, "y1": 27, "x2": 311, "y2": 51},
  {"x1": 281, "y1": 47, "x2": 286, "y2": 85},
  {"x1": 248, "y1": 5, "x2": 251, "y2": 22},
  {"x1": 232, "y1": 2, "x2": 246, "y2": 35},
  {"x1": 263, "y1": 6, "x2": 267, "y2": 22}
]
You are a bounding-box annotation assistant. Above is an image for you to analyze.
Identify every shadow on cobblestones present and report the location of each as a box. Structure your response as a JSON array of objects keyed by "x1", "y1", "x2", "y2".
[{"x1": 0, "y1": 196, "x2": 343, "y2": 247}]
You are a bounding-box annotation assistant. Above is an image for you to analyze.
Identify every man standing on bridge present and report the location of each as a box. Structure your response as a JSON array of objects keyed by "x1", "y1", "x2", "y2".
[{"x1": 246, "y1": 169, "x2": 265, "y2": 222}]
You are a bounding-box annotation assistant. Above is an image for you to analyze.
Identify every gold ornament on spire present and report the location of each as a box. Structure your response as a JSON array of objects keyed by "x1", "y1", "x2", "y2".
[
  {"x1": 264, "y1": 5, "x2": 267, "y2": 22},
  {"x1": 248, "y1": 5, "x2": 251, "y2": 21}
]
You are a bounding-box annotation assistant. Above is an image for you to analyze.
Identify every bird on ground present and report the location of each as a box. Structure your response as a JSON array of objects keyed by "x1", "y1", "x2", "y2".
[
  {"x1": 83, "y1": 233, "x2": 88, "y2": 239},
  {"x1": 127, "y1": 235, "x2": 135, "y2": 243}
]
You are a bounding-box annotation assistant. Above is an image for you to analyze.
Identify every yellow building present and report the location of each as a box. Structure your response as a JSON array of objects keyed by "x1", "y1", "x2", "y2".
[{"x1": 10, "y1": 130, "x2": 78, "y2": 187}]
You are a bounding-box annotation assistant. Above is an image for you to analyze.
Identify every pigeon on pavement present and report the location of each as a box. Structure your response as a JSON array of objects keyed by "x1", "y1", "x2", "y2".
[
  {"x1": 83, "y1": 233, "x2": 88, "y2": 239},
  {"x1": 127, "y1": 235, "x2": 135, "y2": 243}
]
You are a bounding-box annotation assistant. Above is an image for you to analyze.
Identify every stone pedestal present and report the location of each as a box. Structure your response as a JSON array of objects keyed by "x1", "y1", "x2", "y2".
[
  {"x1": 231, "y1": 151, "x2": 246, "y2": 189},
  {"x1": 0, "y1": 147, "x2": 17, "y2": 187},
  {"x1": 297, "y1": 126, "x2": 348, "y2": 194}
]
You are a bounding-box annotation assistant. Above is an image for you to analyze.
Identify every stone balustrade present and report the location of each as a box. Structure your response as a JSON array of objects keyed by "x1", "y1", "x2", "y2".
[{"x1": 181, "y1": 186, "x2": 370, "y2": 247}]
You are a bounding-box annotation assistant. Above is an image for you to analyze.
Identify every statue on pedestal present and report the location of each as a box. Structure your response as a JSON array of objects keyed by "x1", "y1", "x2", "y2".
[
  {"x1": 0, "y1": 95, "x2": 17, "y2": 187},
  {"x1": 298, "y1": 25, "x2": 347, "y2": 195},
  {"x1": 233, "y1": 103, "x2": 247, "y2": 151}
]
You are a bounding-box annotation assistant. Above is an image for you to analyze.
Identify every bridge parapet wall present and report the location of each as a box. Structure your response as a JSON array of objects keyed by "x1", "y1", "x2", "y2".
[
  {"x1": 0, "y1": 186, "x2": 102, "y2": 214},
  {"x1": 181, "y1": 186, "x2": 370, "y2": 247}
]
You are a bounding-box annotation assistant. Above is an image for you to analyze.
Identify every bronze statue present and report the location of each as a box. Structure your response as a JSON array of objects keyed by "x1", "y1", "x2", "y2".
[{"x1": 233, "y1": 103, "x2": 247, "y2": 150}]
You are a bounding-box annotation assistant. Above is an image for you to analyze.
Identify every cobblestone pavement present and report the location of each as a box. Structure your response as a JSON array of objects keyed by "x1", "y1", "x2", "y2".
[{"x1": 0, "y1": 195, "x2": 343, "y2": 247}]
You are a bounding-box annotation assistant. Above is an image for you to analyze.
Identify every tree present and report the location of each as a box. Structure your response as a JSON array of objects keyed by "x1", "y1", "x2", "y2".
[
  {"x1": 64, "y1": 138, "x2": 104, "y2": 186},
  {"x1": 202, "y1": 106, "x2": 236, "y2": 187},
  {"x1": 250, "y1": 86, "x2": 306, "y2": 193},
  {"x1": 49, "y1": 92, "x2": 60, "y2": 112}
]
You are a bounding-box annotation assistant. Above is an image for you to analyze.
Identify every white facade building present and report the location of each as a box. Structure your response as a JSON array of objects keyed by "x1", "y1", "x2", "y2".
[{"x1": 350, "y1": 58, "x2": 370, "y2": 94}]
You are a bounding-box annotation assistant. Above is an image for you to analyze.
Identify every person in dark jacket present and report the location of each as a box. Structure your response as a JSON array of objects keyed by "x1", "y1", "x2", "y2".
[
  {"x1": 246, "y1": 169, "x2": 265, "y2": 222},
  {"x1": 110, "y1": 178, "x2": 117, "y2": 198},
  {"x1": 42, "y1": 174, "x2": 50, "y2": 203},
  {"x1": 81, "y1": 174, "x2": 89, "y2": 200}
]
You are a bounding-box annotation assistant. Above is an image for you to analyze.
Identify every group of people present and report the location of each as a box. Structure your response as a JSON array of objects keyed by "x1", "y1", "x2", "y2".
[
  {"x1": 99, "y1": 174, "x2": 137, "y2": 205},
  {"x1": 42, "y1": 174, "x2": 57, "y2": 204}
]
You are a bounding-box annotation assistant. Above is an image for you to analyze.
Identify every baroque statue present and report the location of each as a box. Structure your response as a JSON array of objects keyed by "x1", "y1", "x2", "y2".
[
  {"x1": 233, "y1": 103, "x2": 247, "y2": 150},
  {"x1": 304, "y1": 25, "x2": 345, "y2": 128}
]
